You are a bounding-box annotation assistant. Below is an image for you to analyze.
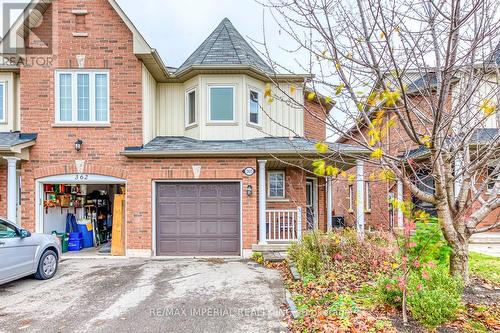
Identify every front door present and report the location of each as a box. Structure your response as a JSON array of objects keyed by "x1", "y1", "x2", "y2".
[{"x1": 306, "y1": 179, "x2": 317, "y2": 230}]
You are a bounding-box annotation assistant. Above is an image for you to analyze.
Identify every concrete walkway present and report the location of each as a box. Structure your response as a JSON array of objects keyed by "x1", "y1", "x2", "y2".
[
  {"x1": 469, "y1": 244, "x2": 500, "y2": 257},
  {"x1": 0, "y1": 258, "x2": 285, "y2": 333},
  {"x1": 469, "y1": 232, "x2": 500, "y2": 257},
  {"x1": 470, "y1": 232, "x2": 500, "y2": 244}
]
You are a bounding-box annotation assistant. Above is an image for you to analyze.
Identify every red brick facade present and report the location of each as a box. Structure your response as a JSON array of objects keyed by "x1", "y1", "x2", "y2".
[
  {"x1": 19, "y1": 0, "x2": 143, "y2": 239},
  {"x1": 304, "y1": 99, "x2": 328, "y2": 141},
  {"x1": 7, "y1": 0, "x2": 330, "y2": 255},
  {"x1": 333, "y1": 96, "x2": 499, "y2": 232}
]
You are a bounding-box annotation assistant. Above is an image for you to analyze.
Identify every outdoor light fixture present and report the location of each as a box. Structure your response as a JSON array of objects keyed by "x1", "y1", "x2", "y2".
[
  {"x1": 246, "y1": 185, "x2": 253, "y2": 196},
  {"x1": 75, "y1": 139, "x2": 83, "y2": 152}
]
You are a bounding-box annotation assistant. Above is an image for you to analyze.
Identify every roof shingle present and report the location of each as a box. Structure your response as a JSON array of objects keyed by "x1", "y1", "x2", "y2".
[
  {"x1": 124, "y1": 136, "x2": 367, "y2": 156},
  {"x1": 0, "y1": 132, "x2": 37, "y2": 148},
  {"x1": 176, "y1": 18, "x2": 273, "y2": 74}
]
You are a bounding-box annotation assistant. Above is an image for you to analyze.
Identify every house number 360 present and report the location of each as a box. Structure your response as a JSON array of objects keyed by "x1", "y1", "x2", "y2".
[{"x1": 75, "y1": 174, "x2": 89, "y2": 180}]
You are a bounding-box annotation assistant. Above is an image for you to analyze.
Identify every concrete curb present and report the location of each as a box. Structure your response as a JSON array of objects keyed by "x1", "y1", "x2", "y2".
[
  {"x1": 285, "y1": 289, "x2": 300, "y2": 319},
  {"x1": 469, "y1": 239, "x2": 500, "y2": 244},
  {"x1": 288, "y1": 263, "x2": 302, "y2": 281}
]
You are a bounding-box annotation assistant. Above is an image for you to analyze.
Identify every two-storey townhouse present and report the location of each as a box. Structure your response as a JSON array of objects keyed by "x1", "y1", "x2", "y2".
[
  {"x1": 0, "y1": 0, "x2": 368, "y2": 257},
  {"x1": 333, "y1": 71, "x2": 499, "y2": 233}
]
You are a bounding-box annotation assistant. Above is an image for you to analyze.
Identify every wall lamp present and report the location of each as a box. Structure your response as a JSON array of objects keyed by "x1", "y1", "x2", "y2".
[
  {"x1": 75, "y1": 139, "x2": 83, "y2": 152},
  {"x1": 246, "y1": 185, "x2": 253, "y2": 197}
]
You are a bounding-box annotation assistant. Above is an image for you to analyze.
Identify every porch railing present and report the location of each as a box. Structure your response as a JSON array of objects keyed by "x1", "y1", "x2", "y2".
[{"x1": 266, "y1": 207, "x2": 302, "y2": 241}]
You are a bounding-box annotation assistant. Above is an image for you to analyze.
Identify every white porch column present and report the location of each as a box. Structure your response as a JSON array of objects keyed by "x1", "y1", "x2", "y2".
[
  {"x1": 4, "y1": 157, "x2": 20, "y2": 223},
  {"x1": 356, "y1": 160, "x2": 365, "y2": 238},
  {"x1": 397, "y1": 178, "x2": 404, "y2": 228},
  {"x1": 258, "y1": 160, "x2": 267, "y2": 245},
  {"x1": 326, "y1": 176, "x2": 333, "y2": 232}
]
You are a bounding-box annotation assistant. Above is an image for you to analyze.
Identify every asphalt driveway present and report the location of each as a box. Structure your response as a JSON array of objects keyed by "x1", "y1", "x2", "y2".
[{"x1": 0, "y1": 258, "x2": 286, "y2": 333}]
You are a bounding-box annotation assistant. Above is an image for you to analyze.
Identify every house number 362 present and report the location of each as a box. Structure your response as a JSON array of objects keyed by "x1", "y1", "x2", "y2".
[{"x1": 75, "y1": 174, "x2": 89, "y2": 180}]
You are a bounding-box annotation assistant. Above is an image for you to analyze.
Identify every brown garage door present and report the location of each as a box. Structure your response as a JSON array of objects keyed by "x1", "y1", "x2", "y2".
[{"x1": 156, "y1": 182, "x2": 240, "y2": 256}]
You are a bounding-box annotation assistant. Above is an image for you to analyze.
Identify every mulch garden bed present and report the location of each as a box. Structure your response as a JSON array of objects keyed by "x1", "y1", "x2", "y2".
[{"x1": 267, "y1": 262, "x2": 500, "y2": 333}]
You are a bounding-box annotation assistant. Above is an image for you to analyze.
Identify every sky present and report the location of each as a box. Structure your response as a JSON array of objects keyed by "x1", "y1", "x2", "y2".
[
  {"x1": 118, "y1": 0, "x2": 297, "y2": 69},
  {"x1": 0, "y1": 0, "x2": 304, "y2": 71}
]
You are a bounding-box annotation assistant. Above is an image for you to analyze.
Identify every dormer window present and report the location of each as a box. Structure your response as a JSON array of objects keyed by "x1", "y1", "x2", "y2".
[
  {"x1": 185, "y1": 88, "x2": 197, "y2": 127},
  {"x1": 208, "y1": 86, "x2": 235, "y2": 122},
  {"x1": 248, "y1": 88, "x2": 261, "y2": 126},
  {"x1": 0, "y1": 82, "x2": 5, "y2": 122}
]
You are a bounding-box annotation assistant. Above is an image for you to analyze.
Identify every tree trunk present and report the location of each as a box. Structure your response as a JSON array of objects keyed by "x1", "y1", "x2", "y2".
[
  {"x1": 449, "y1": 239, "x2": 469, "y2": 284},
  {"x1": 435, "y1": 200, "x2": 470, "y2": 284}
]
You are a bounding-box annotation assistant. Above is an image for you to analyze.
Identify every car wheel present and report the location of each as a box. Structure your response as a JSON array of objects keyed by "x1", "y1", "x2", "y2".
[{"x1": 34, "y1": 250, "x2": 58, "y2": 280}]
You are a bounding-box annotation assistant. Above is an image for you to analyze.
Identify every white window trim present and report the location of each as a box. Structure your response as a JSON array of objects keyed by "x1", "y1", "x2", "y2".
[
  {"x1": 207, "y1": 85, "x2": 236, "y2": 123},
  {"x1": 185, "y1": 87, "x2": 197, "y2": 128},
  {"x1": 55, "y1": 70, "x2": 110, "y2": 125},
  {"x1": 267, "y1": 170, "x2": 285, "y2": 199},
  {"x1": 0, "y1": 81, "x2": 6, "y2": 123},
  {"x1": 348, "y1": 185, "x2": 354, "y2": 212},
  {"x1": 365, "y1": 181, "x2": 371, "y2": 212},
  {"x1": 247, "y1": 86, "x2": 262, "y2": 127}
]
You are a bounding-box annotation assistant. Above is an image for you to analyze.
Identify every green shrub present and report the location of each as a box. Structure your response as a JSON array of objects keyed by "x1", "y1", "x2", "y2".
[
  {"x1": 288, "y1": 229, "x2": 395, "y2": 277},
  {"x1": 409, "y1": 218, "x2": 451, "y2": 265},
  {"x1": 407, "y1": 267, "x2": 463, "y2": 329},
  {"x1": 375, "y1": 274, "x2": 403, "y2": 307},
  {"x1": 251, "y1": 251, "x2": 264, "y2": 264},
  {"x1": 288, "y1": 232, "x2": 324, "y2": 276}
]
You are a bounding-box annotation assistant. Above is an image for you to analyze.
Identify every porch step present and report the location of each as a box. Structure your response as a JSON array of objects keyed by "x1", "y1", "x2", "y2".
[
  {"x1": 252, "y1": 243, "x2": 293, "y2": 252},
  {"x1": 263, "y1": 251, "x2": 288, "y2": 262}
]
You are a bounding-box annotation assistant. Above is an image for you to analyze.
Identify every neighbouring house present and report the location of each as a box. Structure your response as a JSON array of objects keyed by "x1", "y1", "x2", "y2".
[
  {"x1": 333, "y1": 71, "x2": 499, "y2": 233},
  {"x1": 0, "y1": 0, "x2": 369, "y2": 257}
]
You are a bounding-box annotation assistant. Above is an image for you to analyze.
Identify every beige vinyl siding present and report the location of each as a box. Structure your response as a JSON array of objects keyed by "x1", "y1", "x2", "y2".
[
  {"x1": 142, "y1": 64, "x2": 157, "y2": 144},
  {"x1": 476, "y1": 73, "x2": 499, "y2": 128},
  {"x1": 451, "y1": 73, "x2": 499, "y2": 130},
  {"x1": 0, "y1": 72, "x2": 19, "y2": 132},
  {"x1": 155, "y1": 74, "x2": 304, "y2": 140},
  {"x1": 156, "y1": 83, "x2": 188, "y2": 137}
]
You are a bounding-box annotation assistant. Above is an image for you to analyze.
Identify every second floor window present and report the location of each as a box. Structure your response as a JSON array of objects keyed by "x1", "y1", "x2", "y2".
[
  {"x1": 209, "y1": 86, "x2": 235, "y2": 122},
  {"x1": 185, "y1": 88, "x2": 196, "y2": 126},
  {"x1": 249, "y1": 89, "x2": 260, "y2": 125},
  {"x1": 56, "y1": 71, "x2": 109, "y2": 124},
  {"x1": 0, "y1": 82, "x2": 4, "y2": 122}
]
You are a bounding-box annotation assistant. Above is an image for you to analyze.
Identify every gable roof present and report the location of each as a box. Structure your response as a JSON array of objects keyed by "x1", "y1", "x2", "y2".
[
  {"x1": 0, "y1": 0, "x2": 170, "y2": 81},
  {"x1": 176, "y1": 18, "x2": 273, "y2": 75},
  {"x1": 401, "y1": 128, "x2": 499, "y2": 160}
]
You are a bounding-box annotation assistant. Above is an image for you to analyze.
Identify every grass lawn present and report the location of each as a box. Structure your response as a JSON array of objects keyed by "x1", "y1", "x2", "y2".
[{"x1": 469, "y1": 252, "x2": 500, "y2": 284}]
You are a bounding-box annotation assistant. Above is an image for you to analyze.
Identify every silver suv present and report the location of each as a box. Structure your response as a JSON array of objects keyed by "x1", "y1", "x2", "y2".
[{"x1": 0, "y1": 218, "x2": 61, "y2": 285}]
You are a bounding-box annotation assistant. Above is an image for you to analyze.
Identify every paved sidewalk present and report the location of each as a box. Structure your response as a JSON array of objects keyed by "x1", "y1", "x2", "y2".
[
  {"x1": 469, "y1": 244, "x2": 500, "y2": 257},
  {"x1": 0, "y1": 258, "x2": 285, "y2": 333}
]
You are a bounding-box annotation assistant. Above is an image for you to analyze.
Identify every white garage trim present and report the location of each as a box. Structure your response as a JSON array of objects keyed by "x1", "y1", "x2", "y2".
[
  {"x1": 152, "y1": 180, "x2": 243, "y2": 257},
  {"x1": 35, "y1": 174, "x2": 126, "y2": 233}
]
